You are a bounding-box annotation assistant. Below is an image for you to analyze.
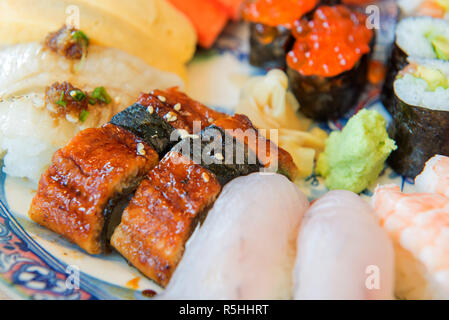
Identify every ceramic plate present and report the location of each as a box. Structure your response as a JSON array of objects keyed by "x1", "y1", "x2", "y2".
[{"x1": 0, "y1": 1, "x2": 409, "y2": 300}]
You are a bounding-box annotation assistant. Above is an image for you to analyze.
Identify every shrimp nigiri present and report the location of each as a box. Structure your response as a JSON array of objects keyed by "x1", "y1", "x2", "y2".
[
  {"x1": 158, "y1": 173, "x2": 309, "y2": 300},
  {"x1": 294, "y1": 190, "x2": 395, "y2": 300},
  {"x1": 415, "y1": 155, "x2": 449, "y2": 197},
  {"x1": 372, "y1": 185, "x2": 449, "y2": 300}
]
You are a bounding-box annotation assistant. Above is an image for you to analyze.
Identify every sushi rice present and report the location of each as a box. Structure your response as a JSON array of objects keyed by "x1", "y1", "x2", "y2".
[
  {"x1": 0, "y1": 93, "x2": 112, "y2": 184},
  {"x1": 398, "y1": 0, "x2": 426, "y2": 16}
]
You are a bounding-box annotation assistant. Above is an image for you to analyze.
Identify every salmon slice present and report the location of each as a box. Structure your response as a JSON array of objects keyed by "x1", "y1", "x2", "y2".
[
  {"x1": 29, "y1": 124, "x2": 159, "y2": 254},
  {"x1": 111, "y1": 151, "x2": 222, "y2": 287}
]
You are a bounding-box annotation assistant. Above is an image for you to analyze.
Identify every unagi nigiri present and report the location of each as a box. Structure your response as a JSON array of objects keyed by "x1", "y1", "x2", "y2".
[
  {"x1": 294, "y1": 191, "x2": 395, "y2": 300},
  {"x1": 111, "y1": 126, "x2": 261, "y2": 287},
  {"x1": 28, "y1": 88, "x2": 229, "y2": 255},
  {"x1": 158, "y1": 173, "x2": 309, "y2": 299},
  {"x1": 29, "y1": 124, "x2": 159, "y2": 254},
  {"x1": 373, "y1": 185, "x2": 449, "y2": 300}
]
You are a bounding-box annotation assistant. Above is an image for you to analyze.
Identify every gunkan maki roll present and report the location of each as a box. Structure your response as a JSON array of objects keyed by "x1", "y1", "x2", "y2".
[
  {"x1": 388, "y1": 58, "x2": 449, "y2": 178},
  {"x1": 382, "y1": 16, "x2": 449, "y2": 113},
  {"x1": 242, "y1": 0, "x2": 321, "y2": 69},
  {"x1": 286, "y1": 5, "x2": 374, "y2": 120}
]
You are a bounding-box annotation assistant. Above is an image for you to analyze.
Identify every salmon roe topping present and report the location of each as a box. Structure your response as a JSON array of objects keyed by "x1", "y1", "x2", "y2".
[
  {"x1": 242, "y1": 0, "x2": 319, "y2": 27},
  {"x1": 287, "y1": 5, "x2": 373, "y2": 77}
]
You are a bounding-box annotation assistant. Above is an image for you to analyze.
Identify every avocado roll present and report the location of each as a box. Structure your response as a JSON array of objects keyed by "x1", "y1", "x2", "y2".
[
  {"x1": 388, "y1": 58, "x2": 449, "y2": 178},
  {"x1": 382, "y1": 17, "x2": 449, "y2": 113},
  {"x1": 242, "y1": 0, "x2": 320, "y2": 69},
  {"x1": 286, "y1": 5, "x2": 374, "y2": 121}
]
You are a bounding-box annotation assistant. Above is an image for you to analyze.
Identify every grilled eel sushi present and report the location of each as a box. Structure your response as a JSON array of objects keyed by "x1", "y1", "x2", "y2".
[
  {"x1": 111, "y1": 120, "x2": 265, "y2": 287},
  {"x1": 29, "y1": 88, "x2": 297, "y2": 270},
  {"x1": 28, "y1": 88, "x2": 226, "y2": 255},
  {"x1": 111, "y1": 109, "x2": 298, "y2": 287},
  {"x1": 28, "y1": 123, "x2": 159, "y2": 255}
]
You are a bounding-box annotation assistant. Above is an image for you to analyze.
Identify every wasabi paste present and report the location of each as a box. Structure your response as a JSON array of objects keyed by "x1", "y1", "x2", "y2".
[{"x1": 316, "y1": 109, "x2": 397, "y2": 193}]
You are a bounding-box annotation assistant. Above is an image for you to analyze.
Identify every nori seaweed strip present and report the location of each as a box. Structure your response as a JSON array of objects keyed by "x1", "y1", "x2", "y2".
[
  {"x1": 172, "y1": 125, "x2": 261, "y2": 185},
  {"x1": 387, "y1": 92, "x2": 449, "y2": 178},
  {"x1": 110, "y1": 103, "x2": 176, "y2": 157},
  {"x1": 249, "y1": 23, "x2": 294, "y2": 69},
  {"x1": 381, "y1": 43, "x2": 408, "y2": 113},
  {"x1": 287, "y1": 51, "x2": 371, "y2": 121}
]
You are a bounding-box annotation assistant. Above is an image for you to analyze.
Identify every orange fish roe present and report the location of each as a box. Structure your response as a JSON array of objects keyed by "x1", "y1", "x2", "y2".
[
  {"x1": 242, "y1": 0, "x2": 319, "y2": 27},
  {"x1": 287, "y1": 5, "x2": 373, "y2": 77}
]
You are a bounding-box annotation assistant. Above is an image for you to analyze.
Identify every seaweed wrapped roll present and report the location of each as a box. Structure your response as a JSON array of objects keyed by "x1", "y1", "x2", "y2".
[
  {"x1": 242, "y1": 0, "x2": 320, "y2": 69},
  {"x1": 388, "y1": 58, "x2": 449, "y2": 178},
  {"x1": 382, "y1": 16, "x2": 449, "y2": 112},
  {"x1": 286, "y1": 5, "x2": 374, "y2": 120}
]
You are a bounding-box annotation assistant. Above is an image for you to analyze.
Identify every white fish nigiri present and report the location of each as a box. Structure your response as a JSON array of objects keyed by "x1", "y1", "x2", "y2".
[
  {"x1": 0, "y1": 42, "x2": 182, "y2": 184},
  {"x1": 415, "y1": 155, "x2": 449, "y2": 197},
  {"x1": 0, "y1": 43, "x2": 183, "y2": 109},
  {"x1": 294, "y1": 190, "x2": 395, "y2": 300},
  {"x1": 159, "y1": 173, "x2": 309, "y2": 300},
  {"x1": 373, "y1": 185, "x2": 449, "y2": 300}
]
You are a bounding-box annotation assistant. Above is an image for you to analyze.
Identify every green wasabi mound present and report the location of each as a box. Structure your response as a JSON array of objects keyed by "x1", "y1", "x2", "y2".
[{"x1": 316, "y1": 109, "x2": 397, "y2": 193}]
